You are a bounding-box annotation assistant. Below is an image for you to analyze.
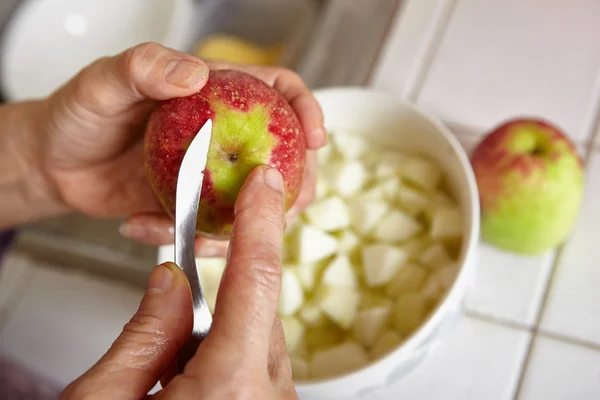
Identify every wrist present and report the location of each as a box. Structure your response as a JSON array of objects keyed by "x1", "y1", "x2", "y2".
[{"x1": 0, "y1": 100, "x2": 68, "y2": 229}]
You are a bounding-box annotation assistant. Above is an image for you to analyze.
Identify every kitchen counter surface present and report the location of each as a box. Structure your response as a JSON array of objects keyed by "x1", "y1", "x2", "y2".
[{"x1": 1, "y1": 0, "x2": 600, "y2": 398}]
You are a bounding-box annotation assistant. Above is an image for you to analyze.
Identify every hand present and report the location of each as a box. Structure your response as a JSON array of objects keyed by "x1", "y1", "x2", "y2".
[
  {"x1": 29, "y1": 42, "x2": 325, "y2": 256},
  {"x1": 61, "y1": 166, "x2": 298, "y2": 399}
]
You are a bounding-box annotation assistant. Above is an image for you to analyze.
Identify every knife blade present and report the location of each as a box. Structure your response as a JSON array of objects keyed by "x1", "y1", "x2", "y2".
[{"x1": 174, "y1": 119, "x2": 214, "y2": 373}]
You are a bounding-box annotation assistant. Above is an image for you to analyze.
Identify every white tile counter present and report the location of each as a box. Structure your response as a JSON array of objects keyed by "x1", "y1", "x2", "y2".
[{"x1": 371, "y1": 0, "x2": 600, "y2": 398}]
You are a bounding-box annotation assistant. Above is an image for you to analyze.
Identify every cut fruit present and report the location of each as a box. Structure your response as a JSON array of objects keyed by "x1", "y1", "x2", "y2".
[
  {"x1": 369, "y1": 331, "x2": 402, "y2": 360},
  {"x1": 373, "y1": 163, "x2": 397, "y2": 180},
  {"x1": 392, "y1": 292, "x2": 427, "y2": 336},
  {"x1": 322, "y1": 254, "x2": 358, "y2": 289},
  {"x1": 197, "y1": 257, "x2": 226, "y2": 292},
  {"x1": 304, "y1": 319, "x2": 346, "y2": 351},
  {"x1": 299, "y1": 303, "x2": 325, "y2": 326},
  {"x1": 331, "y1": 134, "x2": 366, "y2": 160},
  {"x1": 315, "y1": 178, "x2": 329, "y2": 199},
  {"x1": 419, "y1": 242, "x2": 453, "y2": 269},
  {"x1": 360, "y1": 290, "x2": 393, "y2": 310},
  {"x1": 304, "y1": 196, "x2": 350, "y2": 232},
  {"x1": 352, "y1": 306, "x2": 391, "y2": 348},
  {"x1": 205, "y1": 289, "x2": 218, "y2": 314},
  {"x1": 434, "y1": 264, "x2": 458, "y2": 290},
  {"x1": 310, "y1": 341, "x2": 369, "y2": 379},
  {"x1": 322, "y1": 160, "x2": 369, "y2": 198},
  {"x1": 316, "y1": 285, "x2": 361, "y2": 329},
  {"x1": 338, "y1": 229, "x2": 360, "y2": 253},
  {"x1": 400, "y1": 236, "x2": 432, "y2": 259},
  {"x1": 295, "y1": 263, "x2": 320, "y2": 292},
  {"x1": 317, "y1": 143, "x2": 333, "y2": 165},
  {"x1": 386, "y1": 263, "x2": 428, "y2": 298},
  {"x1": 291, "y1": 358, "x2": 309, "y2": 380},
  {"x1": 362, "y1": 244, "x2": 408, "y2": 287},
  {"x1": 430, "y1": 206, "x2": 463, "y2": 239},
  {"x1": 397, "y1": 185, "x2": 430, "y2": 216},
  {"x1": 278, "y1": 269, "x2": 304, "y2": 316},
  {"x1": 294, "y1": 225, "x2": 338, "y2": 264},
  {"x1": 376, "y1": 177, "x2": 402, "y2": 202},
  {"x1": 402, "y1": 155, "x2": 442, "y2": 190},
  {"x1": 282, "y1": 316, "x2": 305, "y2": 352},
  {"x1": 372, "y1": 209, "x2": 423, "y2": 243},
  {"x1": 349, "y1": 200, "x2": 388, "y2": 236}
]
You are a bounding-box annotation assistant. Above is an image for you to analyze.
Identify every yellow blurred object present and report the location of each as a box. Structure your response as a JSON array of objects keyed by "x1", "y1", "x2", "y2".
[{"x1": 194, "y1": 34, "x2": 284, "y2": 66}]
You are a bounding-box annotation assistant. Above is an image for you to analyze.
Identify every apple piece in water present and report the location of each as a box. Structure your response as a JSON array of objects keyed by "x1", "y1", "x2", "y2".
[
  {"x1": 471, "y1": 118, "x2": 584, "y2": 254},
  {"x1": 310, "y1": 341, "x2": 369, "y2": 379},
  {"x1": 304, "y1": 196, "x2": 350, "y2": 232},
  {"x1": 144, "y1": 69, "x2": 306, "y2": 239}
]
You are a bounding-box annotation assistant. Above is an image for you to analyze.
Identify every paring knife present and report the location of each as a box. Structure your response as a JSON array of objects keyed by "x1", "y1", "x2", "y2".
[{"x1": 173, "y1": 119, "x2": 214, "y2": 374}]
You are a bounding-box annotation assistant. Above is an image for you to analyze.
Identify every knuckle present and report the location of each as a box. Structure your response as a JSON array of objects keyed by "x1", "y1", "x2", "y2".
[
  {"x1": 242, "y1": 255, "x2": 282, "y2": 291},
  {"x1": 123, "y1": 41, "x2": 166, "y2": 81}
]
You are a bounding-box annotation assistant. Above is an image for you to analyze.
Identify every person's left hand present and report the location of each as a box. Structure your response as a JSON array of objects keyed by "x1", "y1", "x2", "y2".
[{"x1": 27, "y1": 42, "x2": 325, "y2": 256}]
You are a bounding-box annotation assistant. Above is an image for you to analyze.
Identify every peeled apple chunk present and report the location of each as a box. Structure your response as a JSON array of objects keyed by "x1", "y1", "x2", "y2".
[
  {"x1": 282, "y1": 316, "x2": 305, "y2": 352},
  {"x1": 430, "y1": 205, "x2": 463, "y2": 239},
  {"x1": 317, "y1": 143, "x2": 333, "y2": 165},
  {"x1": 316, "y1": 285, "x2": 361, "y2": 329},
  {"x1": 338, "y1": 229, "x2": 360, "y2": 253},
  {"x1": 278, "y1": 269, "x2": 304, "y2": 316},
  {"x1": 322, "y1": 160, "x2": 369, "y2": 198},
  {"x1": 310, "y1": 341, "x2": 369, "y2": 379},
  {"x1": 322, "y1": 254, "x2": 358, "y2": 289},
  {"x1": 305, "y1": 320, "x2": 346, "y2": 351},
  {"x1": 197, "y1": 257, "x2": 226, "y2": 292},
  {"x1": 386, "y1": 263, "x2": 428, "y2": 298},
  {"x1": 419, "y1": 242, "x2": 453, "y2": 269},
  {"x1": 402, "y1": 155, "x2": 443, "y2": 190},
  {"x1": 352, "y1": 306, "x2": 391, "y2": 348},
  {"x1": 294, "y1": 225, "x2": 338, "y2": 264},
  {"x1": 392, "y1": 292, "x2": 427, "y2": 336},
  {"x1": 295, "y1": 263, "x2": 320, "y2": 291},
  {"x1": 397, "y1": 185, "x2": 430, "y2": 216},
  {"x1": 369, "y1": 331, "x2": 402, "y2": 360},
  {"x1": 304, "y1": 196, "x2": 350, "y2": 232},
  {"x1": 291, "y1": 358, "x2": 309, "y2": 380},
  {"x1": 300, "y1": 303, "x2": 325, "y2": 326},
  {"x1": 372, "y1": 209, "x2": 423, "y2": 243},
  {"x1": 349, "y1": 200, "x2": 388, "y2": 236},
  {"x1": 362, "y1": 244, "x2": 408, "y2": 287},
  {"x1": 331, "y1": 134, "x2": 367, "y2": 160}
]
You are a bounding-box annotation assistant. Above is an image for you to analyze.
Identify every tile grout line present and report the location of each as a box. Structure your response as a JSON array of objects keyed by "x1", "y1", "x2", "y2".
[
  {"x1": 404, "y1": 0, "x2": 461, "y2": 102},
  {"x1": 537, "y1": 329, "x2": 600, "y2": 353},
  {"x1": 512, "y1": 70, "x2": 600, "y2": 400}
]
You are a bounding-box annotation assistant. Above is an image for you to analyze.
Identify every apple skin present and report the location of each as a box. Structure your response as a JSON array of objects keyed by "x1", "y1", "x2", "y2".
[
  {"x1": 144, "y1": 69, "x2": 306, "y2": 239},
  {"x1": 471, "y1": 118, "x2": 584, "y2": 254}
]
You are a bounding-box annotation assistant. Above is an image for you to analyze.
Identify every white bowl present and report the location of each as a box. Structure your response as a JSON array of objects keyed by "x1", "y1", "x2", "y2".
[
  {"x1": 156, "y1": 87, "x2": 480, "y2": 398},
  {"x1": 0, "y1": 0, "x2": 193, "y2": 101}
]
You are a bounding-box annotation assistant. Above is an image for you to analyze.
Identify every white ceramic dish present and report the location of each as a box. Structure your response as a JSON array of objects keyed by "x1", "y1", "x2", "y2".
[
  {"x1": 0, "y1": 0, "x2": 193, "y2": 101},
  {"x1": 156, "y1": 88, "x2": 480, "y2": 398}
]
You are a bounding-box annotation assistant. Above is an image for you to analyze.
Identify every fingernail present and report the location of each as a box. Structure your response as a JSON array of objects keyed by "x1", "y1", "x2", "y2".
[
  {"x1": 264, "y1": 168, "x2": 284, "y2": 192},
  {"x1": 119, "y1": 222, "x2": 146, "y2": 239},
  {"x1": 148, "y1": 263, "x2": 174, "y2": 294},
  {"x1": 164, "y1": 60, "x2": 208, "y2": 88}
]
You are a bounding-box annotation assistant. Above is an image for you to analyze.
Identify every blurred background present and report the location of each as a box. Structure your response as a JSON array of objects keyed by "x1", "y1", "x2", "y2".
[{"x1": 1, "y1": 0, "x2": 600, "y2": 399}]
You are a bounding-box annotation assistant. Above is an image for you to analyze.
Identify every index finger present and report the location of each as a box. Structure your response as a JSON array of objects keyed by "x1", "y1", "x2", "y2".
[{"x1": 209, "y1": 165, "x2": 286, "y2": 359}]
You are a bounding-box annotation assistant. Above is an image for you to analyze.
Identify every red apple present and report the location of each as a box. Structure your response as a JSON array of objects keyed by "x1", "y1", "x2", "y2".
[
  {"x1": 144, "y1": 69, "x2": 306, "y2": 239},
  {"x1": 471, "y1": 118, "x2": 584, "y2": 254}
]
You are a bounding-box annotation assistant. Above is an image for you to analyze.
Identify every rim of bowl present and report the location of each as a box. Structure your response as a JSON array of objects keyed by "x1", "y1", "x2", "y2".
[
  {"x1": 0, "y1": 0, "x2": 192, "y2": 102},
  {"x1": 293, "y1": 86, "x2": 481, "y2": 391}
]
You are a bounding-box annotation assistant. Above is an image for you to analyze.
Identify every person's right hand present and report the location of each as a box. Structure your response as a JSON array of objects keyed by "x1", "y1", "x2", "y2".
[{"x1": 60, "y1": 166, "x2": 298, "y2": 399}]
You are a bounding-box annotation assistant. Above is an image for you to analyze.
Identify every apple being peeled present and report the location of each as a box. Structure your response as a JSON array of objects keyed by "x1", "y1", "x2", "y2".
[
  {"x1": 471, "y1": 118, "x2": 584, "y2": 254},
  {"x1": 144, "y1": 70, "x2": 306, "y2": 239}
]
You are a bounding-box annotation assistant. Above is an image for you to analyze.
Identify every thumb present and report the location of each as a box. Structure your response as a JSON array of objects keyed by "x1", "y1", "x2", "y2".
[
  {"x1": 61, "y1": 263, "x2": 193, "y2": 399},
  {"x1": 53, "y1": 41, "x2": 209, "y2": 119}
]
